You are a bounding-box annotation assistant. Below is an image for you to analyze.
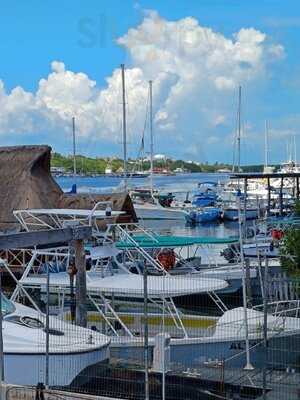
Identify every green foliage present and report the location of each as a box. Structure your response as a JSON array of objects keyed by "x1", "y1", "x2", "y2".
[
  {"x1": 294, "y1": 200, "x2": 300, "y2": 217},
  {"x1": 52, "y1": 152, "x2": 267, "y2": 175},
  {"x1": 280, "y1": 227, "x2": 300, "y2": 278}
]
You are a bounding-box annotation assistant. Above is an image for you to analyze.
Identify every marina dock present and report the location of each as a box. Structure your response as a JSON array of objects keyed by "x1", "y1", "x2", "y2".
[{"x1": 0, "y1": 148, "x2": 299, "y2": 400}]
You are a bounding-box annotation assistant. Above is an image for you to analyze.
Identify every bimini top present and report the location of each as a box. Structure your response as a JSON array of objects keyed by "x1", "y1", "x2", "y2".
[
  {"x1": 116, "y1": 234, "x2": 238, "y2": 249},
  {"x1": 20, "y1": 272, "x2": 228, "y2": 297}
]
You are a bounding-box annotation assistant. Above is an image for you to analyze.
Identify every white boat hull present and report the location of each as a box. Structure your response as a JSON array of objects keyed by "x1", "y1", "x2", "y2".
[
  {"x1": 134, "y1": 204, "x2": 187, "y2": 220},
  {"x1": 4, "y1": 347, "x2": 109, "y2": 387},
  {"x1": 110, "y1": 331, "x2": 300, "y2": 369},
  {"x1": 2, "y1": 301, "x2": 110, "y2": 387},
  {"x1": 223, "y1": 208, "x2": 258, "y2": 221}
]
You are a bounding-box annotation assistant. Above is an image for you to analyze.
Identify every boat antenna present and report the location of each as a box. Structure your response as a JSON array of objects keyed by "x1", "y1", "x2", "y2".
[
  {"x1": 121, "y1": 64, "x2": 128, "y2": 191},
  {"x1": 149, "y1": 80, "x2": 154, "y2": 196}
]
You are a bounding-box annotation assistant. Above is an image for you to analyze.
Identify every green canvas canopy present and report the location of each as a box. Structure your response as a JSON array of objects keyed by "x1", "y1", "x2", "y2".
[{"x1": 116, "y1": 235, "x2": 238, "y2": 249}]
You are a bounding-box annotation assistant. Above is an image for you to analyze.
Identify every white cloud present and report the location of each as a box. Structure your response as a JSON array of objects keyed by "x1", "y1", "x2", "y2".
[{"x1": 0, "y1": 11, "x2": 285, "y2": 159}]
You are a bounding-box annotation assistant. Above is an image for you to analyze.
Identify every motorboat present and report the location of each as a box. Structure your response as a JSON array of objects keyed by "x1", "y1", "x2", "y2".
[
  {"x1": 0, "y1": 295, "x2": 110, "y2": 386},
  {"x1": 223, "y1": 205, "x2": 259, "y2": 221},
  {"x1": 131, "y1": 189, "x2": 188, "y2": 220},
  {"x1": 133, "y1": 200, "x2": 188, "y2": 220},
  {"x1": 10, "y1": 255, "x2": 300, "y2": 370},
  {"x1": 185, "y1": 207, "x2": 221, "y2": 224}
]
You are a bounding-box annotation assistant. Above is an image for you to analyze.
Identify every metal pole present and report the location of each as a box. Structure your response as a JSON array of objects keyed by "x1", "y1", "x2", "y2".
[
  {"x1": 245, "y1": 258, "x2": 252, "y2": 308},
  {"x1": 267, "y1": 177, "x2": 271, "y2": 216},
  {"x1": 0, "y1": 267, "x2": 4, "y2": 386},
  {"x1": 72, "y1": 116, "x2": 77, "y2": 178},
  {"x1": 238, "y1": 196, "x2": 254, "y2": 370},
  {"x1": 162, "y1": 275, "x2": 166, "y2": 400},
  {"x1": 121, "y1": 64, "x2": 128, "y2": 191},
  {"x1": 279, "y1": 177, "x2": 283, "y2": 216},
  {"x1": 243, "y1": 178, "x2": 247, "y2": 236},
  {"x1": 149, "y1": 80, "x2": 154, "y2": 196},
  {"x1": 237, "y1": 85, "x2": 242, "y2": 172},
  {"x1": 143, "y1": 261, "x2": 149, "y2": 400},
  {"x1": 45, "y1": 259, "x2": 50, "y2": 389},
  {"x1": 297, "y1": 177, "x2": 300, "y2": 200},
  {"x1": 262, "y1": 257, "x2": 269, "y2": 400}
]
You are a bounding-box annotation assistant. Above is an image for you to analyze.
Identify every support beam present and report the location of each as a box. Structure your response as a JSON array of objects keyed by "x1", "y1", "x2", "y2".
[{"x1": 0, "y1": 226, "x2": 92, "y2": 250}]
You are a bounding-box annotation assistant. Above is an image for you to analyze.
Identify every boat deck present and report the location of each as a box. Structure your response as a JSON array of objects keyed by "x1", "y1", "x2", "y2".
[{"x1": 180, "y1": 365, "x2": 300, "y2": 400}]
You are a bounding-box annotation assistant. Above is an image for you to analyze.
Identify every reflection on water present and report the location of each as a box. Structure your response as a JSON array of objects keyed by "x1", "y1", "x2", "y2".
[{"x1": 141, "y1": 218, "x2": 240, "y2": 238}]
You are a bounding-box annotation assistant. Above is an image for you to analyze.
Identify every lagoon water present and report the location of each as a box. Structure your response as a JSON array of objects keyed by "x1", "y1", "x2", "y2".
[{"x1": 56, "y1": 172, "x2": 241, "y2": 239}]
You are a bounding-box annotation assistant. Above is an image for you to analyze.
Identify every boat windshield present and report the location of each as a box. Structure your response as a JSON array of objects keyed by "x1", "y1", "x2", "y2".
[{"x1": 2, "y1": 295, "x2": 15, "y2": 316}]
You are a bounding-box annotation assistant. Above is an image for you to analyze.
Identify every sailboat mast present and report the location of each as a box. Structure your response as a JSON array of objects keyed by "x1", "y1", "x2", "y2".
[
  {"x1": 237, "y1": 85, "x2": 242, "y2": 172},
  {"x1": 264, "y1": 120, "x2": 269, "y2": 169},
  {"x1": 121, "y1": 64, "x2": 128, "y2": 191},
  {"x1": 72, "y1": 116, "x2": 77, "y2": 178},
  {"x1": 149, "y1": 80, "x2": 154, "y2": 195}
]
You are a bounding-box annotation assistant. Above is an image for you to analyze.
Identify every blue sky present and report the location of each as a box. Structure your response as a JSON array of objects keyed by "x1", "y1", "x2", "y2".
[{"x1": 0, "y1": 0, "x2": 300, "y2": 164}]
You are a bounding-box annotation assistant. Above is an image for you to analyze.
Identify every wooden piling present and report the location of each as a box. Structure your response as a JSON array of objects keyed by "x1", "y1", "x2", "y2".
[{"x1": 74, "y1": 239, "x2": 87, "y2": 328}]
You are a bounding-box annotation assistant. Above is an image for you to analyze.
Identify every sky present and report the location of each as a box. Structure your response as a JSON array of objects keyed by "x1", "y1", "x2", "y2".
[{"x1": 0, "y1": 0, "x2": 300, "y2": 164}]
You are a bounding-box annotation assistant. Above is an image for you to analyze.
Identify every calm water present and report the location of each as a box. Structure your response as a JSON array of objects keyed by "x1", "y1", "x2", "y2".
[{"x1": 56, "y1": 173, "x2": 240, "y2": 238}]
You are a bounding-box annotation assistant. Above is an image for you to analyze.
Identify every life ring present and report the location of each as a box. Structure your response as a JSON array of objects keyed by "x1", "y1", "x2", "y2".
[{"x1": 157, "y1": 249, "x2": 176, "y2": 271}]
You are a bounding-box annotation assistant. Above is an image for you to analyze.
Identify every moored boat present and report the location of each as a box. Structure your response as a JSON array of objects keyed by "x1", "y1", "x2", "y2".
[{"x1": 1, "y1": 295, "x2": 110, "y2": 386}]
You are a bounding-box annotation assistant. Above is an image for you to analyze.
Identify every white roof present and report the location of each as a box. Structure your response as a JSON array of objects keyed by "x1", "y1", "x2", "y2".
[
  {"x1": 21, "y1": 272, "x2": 228, "y2": 297},
  {"x1": 15, "y1": 208, "x2": 124, "y2": 218}
]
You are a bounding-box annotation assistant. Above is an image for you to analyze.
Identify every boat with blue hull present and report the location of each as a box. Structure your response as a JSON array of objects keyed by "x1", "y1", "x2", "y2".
[
  {"x1": 186, "y1": 207, "x2": 221, "y2": 223},
  {"x1": 192, "y1": 193, "x2": 217, "y2": 207}
]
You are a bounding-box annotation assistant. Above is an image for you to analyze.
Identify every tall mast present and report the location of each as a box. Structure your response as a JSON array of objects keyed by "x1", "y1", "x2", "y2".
[
  {"x1": 264, "y1": 120, "x2": 269, "y2": 169},
  {"x1": 72, "y1": 116, "x2": 77, "y2": 177},
  {"x1": 149, "y1": 80, "x2": 154, "y2": 195},
  {"x1": 237, "y1": 85, "x2": 242, "y2": 172},
  {"x1": 121, "y1": 64, "x2": 128, "y2": 191},
  {"x1": 294, "y1": 134, "x2": 297, "y2": 164}
]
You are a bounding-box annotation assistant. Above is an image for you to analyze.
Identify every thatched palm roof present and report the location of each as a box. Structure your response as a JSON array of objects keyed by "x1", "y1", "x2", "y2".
[
  {"x1": 0, "y1": 145, "x2": 136, "y2": 232},
  {"x1": 58, "y1": 192, "x2": 137, "y2": 225},
  {"x1": 0, "y1": 145, "x2": 62, "y2": 230}
]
